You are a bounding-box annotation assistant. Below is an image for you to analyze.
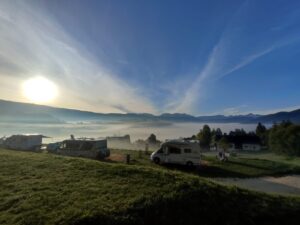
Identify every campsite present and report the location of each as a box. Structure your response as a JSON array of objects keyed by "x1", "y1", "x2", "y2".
[
  {"x1": 1, "y1": 1, "x2": 300, "y2": 224},
  {"x1": 1, "y1": 130, "x2": 300, "y2": 225}
]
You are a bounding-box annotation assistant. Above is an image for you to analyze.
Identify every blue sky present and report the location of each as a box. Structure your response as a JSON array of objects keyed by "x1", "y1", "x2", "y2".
[{"x1": 0, "y1": 0, "x2": 300, "y2": 115}]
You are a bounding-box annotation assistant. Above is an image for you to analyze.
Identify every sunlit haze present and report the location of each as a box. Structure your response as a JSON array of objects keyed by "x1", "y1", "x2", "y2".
[
  {"x1": 23, "y1": 77, "x2": 58, "y2": 104},
  {"x1": 0, "y1": 0, "x2": 300, "y2": 115}
]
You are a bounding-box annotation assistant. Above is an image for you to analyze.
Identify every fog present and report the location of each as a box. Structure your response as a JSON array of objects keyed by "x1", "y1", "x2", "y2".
[{"x1": 0, "y1": 121, "x2": 259, "y2": 144}]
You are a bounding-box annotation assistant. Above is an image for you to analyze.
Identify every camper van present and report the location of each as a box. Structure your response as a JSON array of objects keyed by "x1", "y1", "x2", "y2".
[
  {"x1": 53, "y1": 138, "x2": 110, "y2": 159},
  {"x1": 150, "y1": 139, "x2": 201, "y2": 166}
]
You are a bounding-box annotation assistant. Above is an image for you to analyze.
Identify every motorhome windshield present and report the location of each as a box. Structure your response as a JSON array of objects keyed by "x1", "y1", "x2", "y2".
[{"x1": 157, "y1": 148, "x2": 163, "y2": 153}]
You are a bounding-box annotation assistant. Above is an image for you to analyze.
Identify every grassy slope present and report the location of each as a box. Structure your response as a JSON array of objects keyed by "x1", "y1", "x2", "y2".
[{"x1": 0, "y1": 149, "x2": 300, "y2": 225}]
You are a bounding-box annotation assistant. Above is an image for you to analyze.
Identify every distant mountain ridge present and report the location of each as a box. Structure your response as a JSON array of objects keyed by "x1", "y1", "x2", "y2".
[{"x1": 0, "y1": 99, "x2": 300, "y2": 124}]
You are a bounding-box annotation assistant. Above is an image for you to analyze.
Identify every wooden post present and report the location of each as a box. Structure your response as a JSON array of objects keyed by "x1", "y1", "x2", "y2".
[
  {"x1": 145, "y1": 143, "x2": 149, "y2": 155},
  {"x1": 126, "y1": 154, "x2": 130, "y2": 164}
]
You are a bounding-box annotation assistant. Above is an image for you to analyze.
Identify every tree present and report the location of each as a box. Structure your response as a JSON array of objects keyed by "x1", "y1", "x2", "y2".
[
  {"x1": 256, "y1": 122, "x2": 268, "y2": 146},
  {"x1": 147, "y1": 134, "x2": 157, "y2": 144},
  {"x1": 215, "y1": 128, "x2": 223, "y2": 136},
  {"x1": 218, "y1": 137, "x2": 230, "y2": 152},
  {"x1": 256, "y1": 122, "x2": 266, "y2": 135},
  {"x1": 191, "y1": 135, "x2": 197, "y2": 140},
  {"x1": 284, "y1": 125, "x2": 300, "y2": 156},
  {"x1": 229, "y1": 129, "x2": 246, "y2": 136},
  {"x1": 268, "y1": 121, "x2": 300, "y2": 156},
  {"x1": 197, "y1": 125, "x2": 212, "y2": 149},
  {"x1": 211, "y1": 128, "x2": 223, "y2": 145}
]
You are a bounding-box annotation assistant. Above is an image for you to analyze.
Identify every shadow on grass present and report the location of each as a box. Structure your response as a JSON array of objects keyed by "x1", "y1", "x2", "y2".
[
  {"x1": 226, "y1": 159, "x2": 274, "y2": 171},
  {"x1": 196, "y1": 165, "x2": 250, "y2": 178},
  {"x1": 226, "y1": 158, "x2": 300, "y2": 175},
  {"x1": 160, "y1": 164, "x2": 249, "y2": 178}
]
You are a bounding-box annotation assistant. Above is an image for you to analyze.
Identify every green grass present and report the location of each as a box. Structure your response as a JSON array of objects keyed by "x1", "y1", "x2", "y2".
[
  {"x1": 200, "y1": 153, "x2": 300, "y2": 178},
  {"x1": 0, "y1": 148, "x2": 300, "y2": 225},
  {"x1": 239, "y1": 151, "x2": 300, "y2": 166},
  {"x1": 110, "y1": 149, "x2": 300, "y2": 178}
]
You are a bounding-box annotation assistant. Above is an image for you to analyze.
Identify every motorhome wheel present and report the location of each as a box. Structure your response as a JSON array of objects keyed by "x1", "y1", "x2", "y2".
[
  {"x1": 186, "y1": 161, "x2": 193, "y2": 167},
  {"x1": 153, "y1": 157, "x2": 160, "y2": 164}
]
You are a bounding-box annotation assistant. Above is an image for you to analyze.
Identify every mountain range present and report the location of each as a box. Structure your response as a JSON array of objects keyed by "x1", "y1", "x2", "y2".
[{"x1": 0, "y1": 99, "x2": 300, "y2": 124}]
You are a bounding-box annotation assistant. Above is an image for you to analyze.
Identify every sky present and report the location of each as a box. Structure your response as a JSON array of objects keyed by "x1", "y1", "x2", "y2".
[{"x1": 0, "y1": 0, "x2": 300, "y2": 115}]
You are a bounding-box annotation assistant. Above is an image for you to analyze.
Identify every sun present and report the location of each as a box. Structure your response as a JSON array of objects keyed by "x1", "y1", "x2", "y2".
[{"x1": 23, "y1": 77, "x2": 58, "y2": 103}]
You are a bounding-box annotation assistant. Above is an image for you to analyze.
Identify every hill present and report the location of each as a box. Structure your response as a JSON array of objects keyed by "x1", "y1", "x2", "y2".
[
  {"x1": 257, "y1": 109, "x2": 300, "y2": 123},
  {"x1": 0, "y1": 148, "x2": 299, "y2": 225},
  {"x1": 1, "y1": 99, "x2": 300, "y2": 124}
]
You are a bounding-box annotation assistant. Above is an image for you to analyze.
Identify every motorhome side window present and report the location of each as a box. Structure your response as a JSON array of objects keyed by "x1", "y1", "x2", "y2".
[
  {"x1": 66, "y1": 142, "x2": 80, "y2": 149},
  {"x1": 81, "y1": 142, "x2": 94, "y2": 150},
  {"x1": 169, "y1": 147, "x2": 181, "y2": 154},
  {"x1": 184, "y1": 148, "x2": 191, "y2": 153}
]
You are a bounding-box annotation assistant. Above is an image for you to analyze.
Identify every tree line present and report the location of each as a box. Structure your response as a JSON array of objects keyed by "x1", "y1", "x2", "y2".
[{"x1": 194, "y1": 121, "x2": 300, "y2": 156}]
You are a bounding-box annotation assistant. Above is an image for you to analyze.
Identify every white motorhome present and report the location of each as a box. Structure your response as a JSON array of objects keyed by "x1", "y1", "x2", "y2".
[{"x1": 150, "y1": 139, "x2": 201, "y2": 166}]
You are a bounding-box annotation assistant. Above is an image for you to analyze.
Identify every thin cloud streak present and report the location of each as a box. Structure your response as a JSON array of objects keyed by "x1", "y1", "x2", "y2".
[
  {"x1": 172, "y1": 44, "x2": 278, "y2": 114},
  {"x1": 170, "y1": 2, "x2": 298, "y2": 114},
  {"x1": 0, "y1": 1, "x2": 157, "y2": 114}
]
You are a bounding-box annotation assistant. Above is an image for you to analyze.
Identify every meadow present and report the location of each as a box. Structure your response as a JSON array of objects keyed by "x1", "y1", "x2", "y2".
[
  {"x1": 110, "y1": 149, "x2": 300, "y2": 178},
  {"x1": 0, "y1": 148, "x2": 300, "y2": 225}
]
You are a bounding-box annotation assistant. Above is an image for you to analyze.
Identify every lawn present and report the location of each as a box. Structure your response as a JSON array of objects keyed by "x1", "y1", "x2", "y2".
[
  {"x1": 0, "y1": 148, "x2": 300, "y2": 225},
  {"x1": 109, "y1": 149, "x2": 300, "y2": 178},
  {"x1": 199, "y1": 153, "x2": 300, "y2": 178},
  {"x1": 239, "y1": 151, "x2": 300, "y2": 166}
]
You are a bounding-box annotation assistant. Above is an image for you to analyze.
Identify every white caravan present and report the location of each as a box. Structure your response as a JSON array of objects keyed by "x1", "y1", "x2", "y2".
[
  {"x1": 1, "y1": 134, "x2": 47, "y2": 151},
  {"x1": 150, "y1": 139, "x2": 201, "y2": 166}
]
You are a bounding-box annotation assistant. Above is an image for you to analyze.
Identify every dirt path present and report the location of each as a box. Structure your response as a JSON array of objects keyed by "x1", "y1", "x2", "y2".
[{"x1": 212, "y1": 175, "x2": 300, "y2": 196}]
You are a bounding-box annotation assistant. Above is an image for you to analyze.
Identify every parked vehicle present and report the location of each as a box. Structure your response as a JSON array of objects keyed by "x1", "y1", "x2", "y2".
[
  {"x1": 0, "y1": 134, "x2": 48, "y2": 151},
  {"x1": 53, "y1": 138, "x2": 110, "y2": 159},
  {"x1": 46, "y1": 142, "x2": 61, "y2": 151},
  {"x1": 150, "y1": 139, "x2": 201, "y2": 166}
]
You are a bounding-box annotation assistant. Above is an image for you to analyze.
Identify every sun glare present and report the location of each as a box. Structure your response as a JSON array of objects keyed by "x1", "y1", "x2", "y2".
[{"x1": 23, "y1": 77, "x2": 58, "y2": 103}]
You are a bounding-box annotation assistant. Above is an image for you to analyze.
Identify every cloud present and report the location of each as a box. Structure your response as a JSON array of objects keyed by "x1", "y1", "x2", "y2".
[
  {"x1": 222, "y1": 105, "x2": 249, "y2": 115},
  {"x1": 0, "y1": 1, "x2": 157, "y2": 114},
  {"x1": 170, "y1": 1, "x2": 298, "y2": 114}
]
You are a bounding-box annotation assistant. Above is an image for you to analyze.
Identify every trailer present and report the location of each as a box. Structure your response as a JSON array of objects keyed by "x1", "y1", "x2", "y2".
[{"x1": 1, "y1": 134, "x2": 47, "y2": 151}]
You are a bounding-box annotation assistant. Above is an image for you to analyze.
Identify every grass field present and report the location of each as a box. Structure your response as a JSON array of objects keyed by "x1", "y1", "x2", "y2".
[
  {"x1": 200, "y1": 153, "x2": 300, "y2": 178},
  {"x1": 0, "y1": 148, "x2": 300, "y2": 225},
  {"x1": 109, "y1": 149, "x2": 300, "y2": 178},
  {"x1": 238, "y1": 151, "x2": 300, "y2": 166}
]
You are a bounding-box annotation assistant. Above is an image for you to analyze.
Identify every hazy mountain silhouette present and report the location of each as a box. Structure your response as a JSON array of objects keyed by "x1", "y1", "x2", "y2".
[{"x1": 0, "y1": 99, "x2": 299, "y2": 124}]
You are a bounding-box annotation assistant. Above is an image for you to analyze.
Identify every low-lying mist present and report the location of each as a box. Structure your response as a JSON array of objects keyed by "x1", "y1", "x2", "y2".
[{"x1": 0, "y1": 121, "x2": 259, "y2": 145}]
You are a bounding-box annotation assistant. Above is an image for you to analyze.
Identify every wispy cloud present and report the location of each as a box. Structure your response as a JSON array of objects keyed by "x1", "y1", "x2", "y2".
[
  {"x1": 0, "y1": 1, "x2": 157, "y2": 114},
  {"x1": 222, "y1": 105, "x2": 249, "y2": 116},
  {"x1": 169, "y1": 1, "x2": 300, "y2": 114},
  {"x1": 0, "y1": 1, "x2": 299, "y2": 115},
  {"x1": 171, "y1": 33, "x2": 276, "y2": 114}
]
